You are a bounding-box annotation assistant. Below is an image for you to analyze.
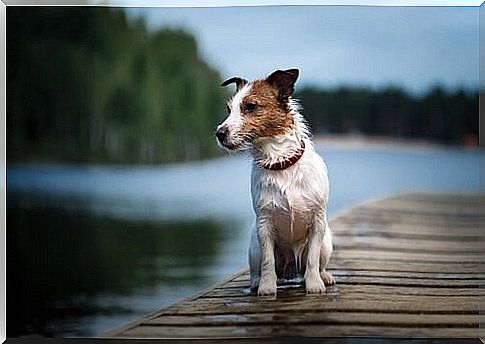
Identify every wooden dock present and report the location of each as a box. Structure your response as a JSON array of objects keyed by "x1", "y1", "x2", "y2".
[{"x1": 103, "y1": 192, "x2": 484, "y2": 339}]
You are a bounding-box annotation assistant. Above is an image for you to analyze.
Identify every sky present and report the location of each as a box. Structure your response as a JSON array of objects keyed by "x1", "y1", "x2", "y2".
[{"x1": 126, "y1": 6, "x2": 479, "y2": 95}]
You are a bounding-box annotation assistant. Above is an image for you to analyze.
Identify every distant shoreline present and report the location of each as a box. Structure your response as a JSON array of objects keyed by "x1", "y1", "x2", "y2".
[
  {"x1": 7, "y1": 134, "x2": 480, "y2": 168},
  {"x1": 313, "y1": 133, "x2": 479, "y2": 151}
]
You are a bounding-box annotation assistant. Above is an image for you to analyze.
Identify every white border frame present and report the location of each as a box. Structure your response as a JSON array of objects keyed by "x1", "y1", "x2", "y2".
[{"x1": 0, "y1": 1, "x2": 482, "y2": 342}]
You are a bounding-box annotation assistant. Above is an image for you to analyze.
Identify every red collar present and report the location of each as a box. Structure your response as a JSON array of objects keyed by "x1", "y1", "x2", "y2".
[{"x1": 259, "y1": 141, "x2": 306, "y2": 171}]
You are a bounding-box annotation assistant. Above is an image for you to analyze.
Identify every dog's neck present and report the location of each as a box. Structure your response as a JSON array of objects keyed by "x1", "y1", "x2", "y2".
[{"x1": 252, "y1": 101, "x2": 310, "y2": 168}]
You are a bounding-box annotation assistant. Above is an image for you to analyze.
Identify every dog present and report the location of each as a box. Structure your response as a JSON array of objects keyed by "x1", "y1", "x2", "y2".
[{"x1": 216, "y1": 69, "x2": 335, "y2": 296}]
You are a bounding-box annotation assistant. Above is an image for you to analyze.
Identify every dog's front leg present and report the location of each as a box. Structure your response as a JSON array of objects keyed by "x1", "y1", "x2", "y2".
[
  {"x1": 249, "y1": 223, "x2": 261, "y2": 291},
  {"x1": 256, "y1": 214, "x2": 277, "y2": 296},
  {"x1": 304, "y1": 214, "x2": 326, "y2": 294}
]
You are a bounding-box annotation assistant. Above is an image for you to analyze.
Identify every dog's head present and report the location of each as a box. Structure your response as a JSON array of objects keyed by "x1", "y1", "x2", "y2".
[{"x1": 215, "y1": 69, "x2": 299, "y2": 151}]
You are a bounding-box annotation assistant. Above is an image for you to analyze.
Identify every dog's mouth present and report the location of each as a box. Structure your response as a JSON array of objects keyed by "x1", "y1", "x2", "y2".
[
  {"x1": 220, "y1": 141, "x2": 238, "y2": 151},
  {"x1": 216, "y1": 134, "x2": 253, "y2": 152},
  {"x1": 220, "y1": 141, "x2": 250, "y2": 152}
]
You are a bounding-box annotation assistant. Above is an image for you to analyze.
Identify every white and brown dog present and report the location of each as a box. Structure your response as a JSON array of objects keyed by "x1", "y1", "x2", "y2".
[{"x1": 216, "y1": 69, "x2": 335, "y2": 296}]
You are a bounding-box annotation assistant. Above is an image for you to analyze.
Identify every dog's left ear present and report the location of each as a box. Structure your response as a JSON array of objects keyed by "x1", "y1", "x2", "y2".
[
  {"x1": 266, "y1": 69, "x2": 299, "y2": 101},
  {"x1": 221, "y1": 77, "x2": 248, "y2": 92}
]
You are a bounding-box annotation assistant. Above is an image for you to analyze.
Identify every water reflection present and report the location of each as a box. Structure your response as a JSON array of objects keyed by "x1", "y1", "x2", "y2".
[{"x1": 8, "y1": 195, "x2": 232, "y2": 337}]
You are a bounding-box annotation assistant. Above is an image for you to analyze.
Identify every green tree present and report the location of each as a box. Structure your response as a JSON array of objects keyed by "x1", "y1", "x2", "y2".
[
  {"x1": 7, "y1": 7, "x2": 227, "y2": 164},
  {"x1": 297, "y1": 86, "x2": 477, "y2": 145}
]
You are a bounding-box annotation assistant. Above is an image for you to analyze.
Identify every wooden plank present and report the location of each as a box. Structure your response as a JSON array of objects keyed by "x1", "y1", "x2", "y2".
[
  {"x1": 394, "y1": 192, "x2": 483, "y2": 202},
  {"x1": 144, "y1": 313, "x2": 484, "y2": 327},
  {"x1": 231, "y1": 270, "x2": 485, "y2": 281},
  {"x1": 191, "y1": 291, "x2": 482, "y2": 305},
  {"x1": 333, "y1": 236, "x2": 484, "y2": 254},
  {"x1": 338, "y1": 213, "x2": 481, "y2": 227},
  {"x1": 165, "y1": 298, "x2": 480, "y2": 315},
  {"x1": 331, "y1": 250, "x2": 485, "y2": 263},
  {"x1": 119, "y1": 324, "x2": 479, "y2": 338},
  {"x1": 338, "y1": 207, "x2": 481, "y2": 221},
  {"x1": 314, "y1": 259, "x2": 482, "y2": 273},
  {"x1": 333, "y1": 223, "x2": 485, "y2": 239},
  {"x1": 223, "y1": 276, "x2": 482, "y2": 289},
  {"x1": 359, "y1": 200, "x2": 480, "y2": 213},
  {"x1": 359, "y1": 199, "x2": 480, "y2": 215},
  {"x1": 192, "y1": 292, "x2": 481, "y2": 307},
  {"x1": 207, "y1": 284, "x2": 485, "y2": 298},
  {"x1": 103, "y1": 192, "x2": 485, "y2": 339}
]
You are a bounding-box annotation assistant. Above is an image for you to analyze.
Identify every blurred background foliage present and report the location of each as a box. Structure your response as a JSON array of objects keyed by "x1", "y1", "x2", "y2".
[
  {"x1": 8, "y1": 7, "x2": 227, "y2": 164},
  {"x1": 7, "y1": 7, "x2": 479, "y2": 164},
  {"x1": 298, "y1": 87, "x2": 478, "y2": 145}
]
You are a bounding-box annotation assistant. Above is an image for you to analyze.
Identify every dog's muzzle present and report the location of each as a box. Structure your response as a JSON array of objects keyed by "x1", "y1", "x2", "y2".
[
  {"x1": 215, "y1": 125, "x2": 238, "y2": 150},
  {"x1": 215, "y1": 125, "x2": 228, "y2": 145}
]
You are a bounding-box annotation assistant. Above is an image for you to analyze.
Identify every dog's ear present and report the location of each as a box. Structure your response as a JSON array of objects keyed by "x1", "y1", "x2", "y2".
[
  {"x1": 221, "y1": 77, "x2": 248, "y2": 92},
  {"x1": 266, "y1": 69, "x2": 299, "y2": 101}
]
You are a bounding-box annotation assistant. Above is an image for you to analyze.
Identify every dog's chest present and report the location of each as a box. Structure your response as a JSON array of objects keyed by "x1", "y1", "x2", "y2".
[{"x1": 260, "y1": 172, "x2": 315, "y2": 245}]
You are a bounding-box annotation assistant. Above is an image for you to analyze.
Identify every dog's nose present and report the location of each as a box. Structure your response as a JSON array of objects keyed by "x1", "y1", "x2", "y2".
[{"x1": 216, "y1": 126, "x2": 228, "y2": 143}]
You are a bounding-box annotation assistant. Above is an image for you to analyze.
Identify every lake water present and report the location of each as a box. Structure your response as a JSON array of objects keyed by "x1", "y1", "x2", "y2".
[{"x1": 6, "y1": 143, "x2": 481, "y2": 337}]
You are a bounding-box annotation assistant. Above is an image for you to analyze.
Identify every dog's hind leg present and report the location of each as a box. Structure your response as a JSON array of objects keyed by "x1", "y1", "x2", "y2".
[
  {"x1": 248, "y1": 223, "x2": 261, "y2": 292},
  {"x1": 320, "y1": 220, "x2": 336, "y2": 286}
]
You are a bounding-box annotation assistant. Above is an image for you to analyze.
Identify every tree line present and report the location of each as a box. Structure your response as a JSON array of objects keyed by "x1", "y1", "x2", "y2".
[
  {"x1": 297, "y1": 86, "x2": 478, "y2": 146},
  {"x1": 7, "y1": 8, "x2": 479, "y2": 165},
  {"x1": 7, "y1": 7, "x2": 227, "y2": 164}
]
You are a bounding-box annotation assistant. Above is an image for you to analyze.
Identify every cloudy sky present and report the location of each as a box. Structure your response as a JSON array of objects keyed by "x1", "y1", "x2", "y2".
[{"x1": 127, "y1": 6, "x2": 478, "y2": 95}]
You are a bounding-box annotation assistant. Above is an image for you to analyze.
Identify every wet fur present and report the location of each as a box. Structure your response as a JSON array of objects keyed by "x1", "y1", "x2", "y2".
[{"x1": 217, "y1": 69, "x2": 335, "y2": 296}]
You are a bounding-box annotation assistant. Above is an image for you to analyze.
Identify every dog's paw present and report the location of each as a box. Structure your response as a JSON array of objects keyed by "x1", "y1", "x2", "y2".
[
  {"x1": 250, "y1": 277, "x2": 260, "y2": 292},
  {"x1": 321, "y1": 271, "x2": 336, "y2": 286},
  {"x1": 257, "y1": 277, "x2": 277, "y2": 296},
  {"x1": 305, "y1": 275, "x2": 326, "y2": 294},
  {"x1": 257, "y1": 285, "x2": 277, "y2": 296}
]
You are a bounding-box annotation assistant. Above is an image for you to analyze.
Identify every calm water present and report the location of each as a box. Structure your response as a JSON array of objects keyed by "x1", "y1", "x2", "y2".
[{"x1": 6, "y1": 144, "x2": 480, "y2": 337}]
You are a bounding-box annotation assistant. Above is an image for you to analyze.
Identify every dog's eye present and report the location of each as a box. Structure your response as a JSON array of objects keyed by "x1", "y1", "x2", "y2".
[
  {"x1": 226, "y1": 104, "x2": 231, "y2": 113},
  {"x1": 244, "y1": 103, "x2": 257, "y2": 112}
]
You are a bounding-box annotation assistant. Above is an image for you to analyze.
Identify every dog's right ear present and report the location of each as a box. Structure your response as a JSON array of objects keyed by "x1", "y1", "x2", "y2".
[
  {"x1": 266, "y1": 69, "x2": 299, "y2": 101},
  {"x1": 221, "y1": 77, "x2": 248, "y2": 92}
]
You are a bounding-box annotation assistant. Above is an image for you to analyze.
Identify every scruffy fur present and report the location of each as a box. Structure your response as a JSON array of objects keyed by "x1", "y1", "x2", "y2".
[{"x1": 216, "y1": 69, "x2": 335, "y2": 296}]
